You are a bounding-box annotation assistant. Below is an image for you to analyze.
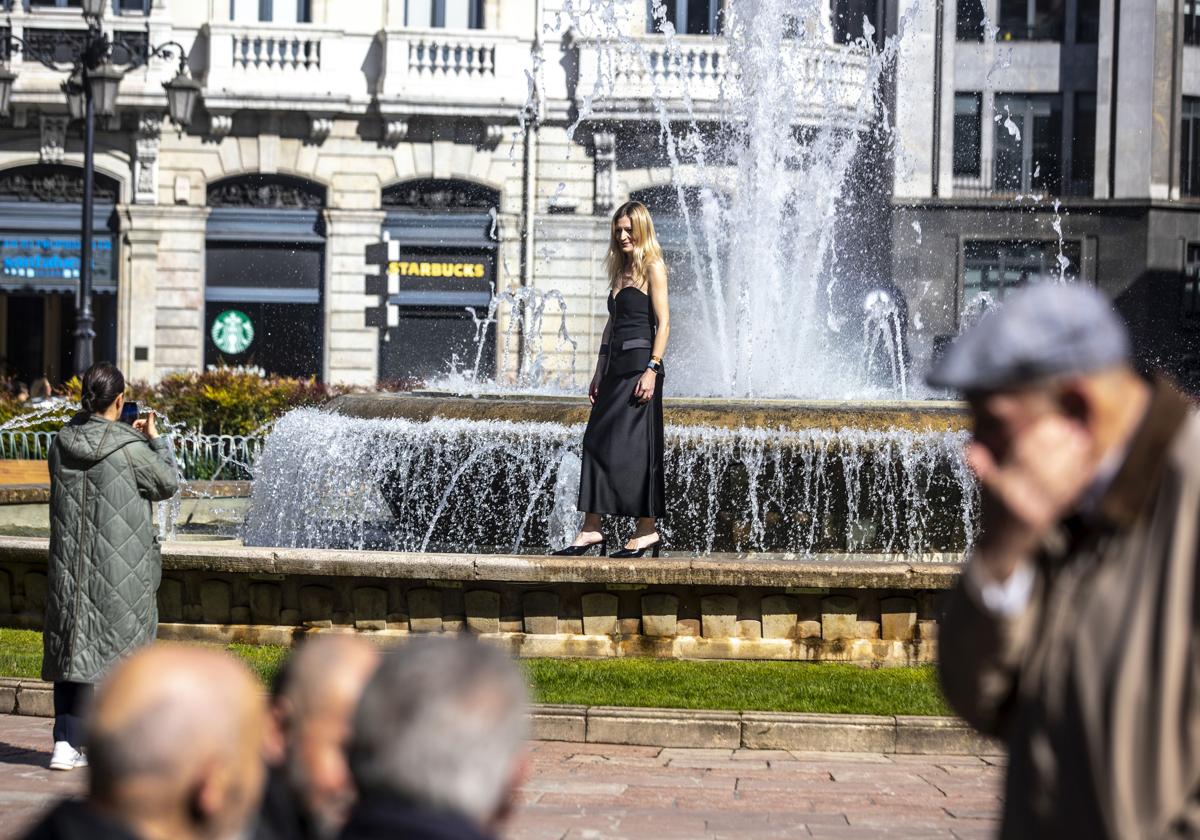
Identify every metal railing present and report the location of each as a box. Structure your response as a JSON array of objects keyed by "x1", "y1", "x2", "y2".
[{"x1": 0, "y1": 430, "x2": 266, "y2": 480}]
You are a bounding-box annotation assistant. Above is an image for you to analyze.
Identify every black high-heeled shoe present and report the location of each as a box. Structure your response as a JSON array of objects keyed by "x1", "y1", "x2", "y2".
[
  {"x1": 610, "y1": 536, "x2": 662, "y2": 558},
  {"x1": 551, "y1": 536, "x2": 608, "y2": 557}
]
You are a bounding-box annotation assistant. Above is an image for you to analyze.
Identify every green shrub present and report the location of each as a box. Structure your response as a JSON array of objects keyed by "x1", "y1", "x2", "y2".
[{"x1": 0, "y1": 367, "x2": 356, "y2": 439}]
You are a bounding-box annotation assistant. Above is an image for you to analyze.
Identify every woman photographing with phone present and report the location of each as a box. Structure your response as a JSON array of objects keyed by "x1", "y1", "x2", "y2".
[
  {"x1": 42, "y1": 362, "x2": 179, "y2": 771},
  {"x1": 553, "y1": 200, "x2": 670, "y2": 558}
]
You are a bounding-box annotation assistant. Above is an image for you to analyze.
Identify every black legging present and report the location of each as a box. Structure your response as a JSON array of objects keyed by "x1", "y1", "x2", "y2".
[{"x1": 52, "y1": 682, "x2": 93, "y2": 749}]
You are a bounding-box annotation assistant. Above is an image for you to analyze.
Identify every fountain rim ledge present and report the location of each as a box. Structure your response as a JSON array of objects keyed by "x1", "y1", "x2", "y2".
[
  {"x1": 327, "y1": 391, "x2": 970, "y2": 432},
  {"x1": 0, "y1": 537, "x2": 965, "y2": 589}
]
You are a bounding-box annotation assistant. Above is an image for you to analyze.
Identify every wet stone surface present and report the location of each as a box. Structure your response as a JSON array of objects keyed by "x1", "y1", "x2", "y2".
[{"x1": 0, "y1": 714, "x2": 1003, "y2": 839}]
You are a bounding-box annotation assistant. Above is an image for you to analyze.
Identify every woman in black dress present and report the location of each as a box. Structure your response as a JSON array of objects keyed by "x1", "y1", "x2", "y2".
[{"x1": 553, "y1": 200, "x2": 669, "y2": 558}]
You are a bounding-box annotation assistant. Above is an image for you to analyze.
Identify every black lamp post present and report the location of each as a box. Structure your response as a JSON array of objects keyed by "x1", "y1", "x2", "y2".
[{"x1": 0, "y1": 3, "x2": 200, "y2": 376}]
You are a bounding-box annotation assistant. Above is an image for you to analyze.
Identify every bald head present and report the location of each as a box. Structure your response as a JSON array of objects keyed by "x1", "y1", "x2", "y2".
[
  {"x1": 271, "y1": 636, "x2": 380, "y2": 838},
  {"x1": 88, "y1": 646, "x2": 267, "y2": 840}
]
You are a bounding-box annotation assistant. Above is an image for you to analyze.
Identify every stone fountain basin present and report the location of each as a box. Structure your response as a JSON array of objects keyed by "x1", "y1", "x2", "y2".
[{"x1": 328, "y1": 392, "x2": 968, "y2": 433}]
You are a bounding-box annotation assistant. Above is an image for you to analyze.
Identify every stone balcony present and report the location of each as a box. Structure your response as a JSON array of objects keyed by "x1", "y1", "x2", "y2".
[
  {"x1": 571, "y1": 34, "x2": 872, "y2": 126},
  {"x1": 1, "y1": 7, "x2": 178, "y2": 113},
  {"x1": 197, "y1": 22, "x2": 376, "y2": 116}
]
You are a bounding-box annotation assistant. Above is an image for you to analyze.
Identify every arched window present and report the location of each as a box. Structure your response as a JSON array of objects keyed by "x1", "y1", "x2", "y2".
[
  {"x1": 206, "y1": 173, "x2": 325, "y2": 210},
  {"x1": 0, "y1": 164, "x2": 119, "y2": 204},
  {"x1": 382, "y1": 178, "x2": 499, "y2": 213}
]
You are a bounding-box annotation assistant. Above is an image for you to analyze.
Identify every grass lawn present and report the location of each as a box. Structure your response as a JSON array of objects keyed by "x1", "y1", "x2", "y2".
[{"x1": 0, "y1": 628, "x2": 950, "y2": 716}]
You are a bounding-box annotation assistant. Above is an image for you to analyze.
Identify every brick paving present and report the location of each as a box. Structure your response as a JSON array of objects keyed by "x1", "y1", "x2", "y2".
[{"x1": 0, "y1": 714, "x2": 1004, "y2": 839}]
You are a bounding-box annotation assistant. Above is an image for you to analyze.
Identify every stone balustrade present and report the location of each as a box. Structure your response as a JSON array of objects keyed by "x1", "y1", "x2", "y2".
[
  {"x1": 373, "y1": 28, "x2": 528, "y2": 119},
  {"x1": 199, "y1": 23, "x2": 376, "y2": 114},
  {"x1": 572, "y1": 35, "x2": 871, "y2": 125},
  {"x1": 0, "y1": 537, "x2": 961, "y2": 665}
]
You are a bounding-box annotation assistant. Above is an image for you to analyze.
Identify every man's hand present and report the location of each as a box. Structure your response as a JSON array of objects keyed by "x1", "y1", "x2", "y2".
[
  {"x1": 967, "y1": 415, "x2": 1093, "y2": 582},
  {"x1": 589, "y1": 373, "x2": 602, "y2": 405}
]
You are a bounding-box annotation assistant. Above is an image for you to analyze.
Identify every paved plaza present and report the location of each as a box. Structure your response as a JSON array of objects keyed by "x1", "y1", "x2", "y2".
[{"x1": 0, "y1": 714, "x2": 1003, "y2": 839}]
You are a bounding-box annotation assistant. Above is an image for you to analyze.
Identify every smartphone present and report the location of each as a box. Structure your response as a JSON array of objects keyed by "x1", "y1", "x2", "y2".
[{"x1": 120, "y1": 401, "x2": 139, "y2": 425}]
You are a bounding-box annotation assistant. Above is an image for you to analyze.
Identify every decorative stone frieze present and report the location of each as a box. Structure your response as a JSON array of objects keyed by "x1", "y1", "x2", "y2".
[
  {"x1": 208, "y1": 112, "x2": 234, "y2": 140},
  {"x1": 593, "y1": 130, "x2": 617, "y2": 215},
  {"x1": 38, "y1": 115, "x2": 67, "y2": 165},
  {"x1": 308, "y1": 115, "x2": 334, "y2": 144},
  {"x1": 134, "y1": 112, "x2": 162, "y2": 204},
  {"x1": 383, "y1": 118, "x2": 409, "y2": 145}
]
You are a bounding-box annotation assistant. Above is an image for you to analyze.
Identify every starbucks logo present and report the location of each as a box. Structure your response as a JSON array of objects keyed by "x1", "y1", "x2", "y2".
[{"x1": 211, "y1": 310, "x2": 255, "y2": 355}]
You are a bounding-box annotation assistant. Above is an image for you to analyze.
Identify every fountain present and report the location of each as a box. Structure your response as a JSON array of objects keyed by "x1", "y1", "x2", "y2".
[{"x1": 241, "y1": 0, "x2": 975, "y2": 560}]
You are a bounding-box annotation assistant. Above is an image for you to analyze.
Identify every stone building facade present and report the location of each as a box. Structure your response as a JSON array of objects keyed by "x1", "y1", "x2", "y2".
[
  {"x1": 891, "y1": 0, "x2": 1200, "y2": 390},
  {"x1": 0, "y1": 0, "x2": 830, "y2": 389}
]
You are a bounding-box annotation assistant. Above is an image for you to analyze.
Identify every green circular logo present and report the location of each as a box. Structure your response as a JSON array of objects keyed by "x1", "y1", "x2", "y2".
[{"x1": 211, "y1": 309, "x2": 255, "y2": 355}]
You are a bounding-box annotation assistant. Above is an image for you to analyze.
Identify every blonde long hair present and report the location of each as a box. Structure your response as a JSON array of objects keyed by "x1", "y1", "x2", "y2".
[{"x1": 604, "y1": 200, "x2": 665, "y2": 291}]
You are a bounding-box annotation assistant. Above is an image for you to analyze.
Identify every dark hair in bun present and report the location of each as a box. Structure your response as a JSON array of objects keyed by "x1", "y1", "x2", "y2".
[{"x1": 80, "y1": 362, "x2": 125, "y2": 415}]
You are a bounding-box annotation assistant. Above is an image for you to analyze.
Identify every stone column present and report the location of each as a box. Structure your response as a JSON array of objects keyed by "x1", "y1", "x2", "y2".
[
  {"x1": 323, "y1": 209, "x2": 386, "y2": 387},
  {"x1": 120, "y1": 205, "x2": 210, "y2": 383},
  {"x1": 117, "y1": 208, "x2": 163, "y2": 382}
]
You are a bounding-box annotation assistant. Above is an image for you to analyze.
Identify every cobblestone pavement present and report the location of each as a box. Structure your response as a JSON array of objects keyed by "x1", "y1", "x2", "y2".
[{"x1": 0, "y1": 714, "x2": 1003, "y2": 839}]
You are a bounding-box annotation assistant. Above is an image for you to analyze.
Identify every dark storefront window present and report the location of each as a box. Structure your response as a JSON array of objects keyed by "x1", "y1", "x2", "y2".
[
  {"x1": 962, "y1": 239, "x2": 1081, "y2": 317},
  {"x1": 1184, "y1": 98, "x2": 1200, "y2": 198},
  {"x1": 648, "y1": 0, "x2": 725, "y2": 35},
  {"x1": 956, "y1": 0, "x2": 985, "y2": 40},
  {"x1": 998, "y1": 0, "x2": 1064, "y2": 40},
  {"x1": 953, "y1": 93, "x2": 983, "y2": 177},
  {"x1": 205, "y1": 175, "x2": 326, "y2": 378},
  {"x1": 379, "y1": 179, "x2": 500, "y2": 385},
  {"x1": 994, "y1": 94, "x2": 1062, "y2": 195},
  {"x1": 1185, "y1": 244, "x2": 1200, "y2": 325},
  {"x1": 1077, "y1": 0, "x2": 1100, "y2": 41},
  {"x1": 0, "y1": 165, "x2": 119, "y2": 385},
  {"x1": 1187, "y1": 0, "x2": 1200, "y2": 47},
  {"x1": 1070, "y1": 93, "x2": 1096, "y2": 196},
  {"x1": 832, "y1": 0, "x2": 884, "y2": 46}
]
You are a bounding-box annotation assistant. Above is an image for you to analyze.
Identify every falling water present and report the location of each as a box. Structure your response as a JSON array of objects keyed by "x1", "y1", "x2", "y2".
[
  {"x1": 549, "y1": 0, "x2": 909, "y2": 398},
  {"x1": 244, "y1": 408, "x2": 977, "y2": 557}
]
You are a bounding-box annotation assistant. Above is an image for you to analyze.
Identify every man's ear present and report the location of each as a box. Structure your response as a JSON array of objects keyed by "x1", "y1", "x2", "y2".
[
  {"x1": 262, "y1": 697, "x2": 292, "y2": 765},
  {"x1": 1057, "y1": 379, "x2": 1091, "y2": 426},
  {"x1": 188, "y1": 767, "x2": 224, "y2": 833}
]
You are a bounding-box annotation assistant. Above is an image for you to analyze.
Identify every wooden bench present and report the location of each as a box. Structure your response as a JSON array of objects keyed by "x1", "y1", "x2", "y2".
[{"x1": 0, "y1": 460, "x2": 49, "y2": 486}]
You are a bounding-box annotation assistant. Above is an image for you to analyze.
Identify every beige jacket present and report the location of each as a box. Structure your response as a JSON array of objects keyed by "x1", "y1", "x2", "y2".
[{"x1": 940, "y1": 380, "x2": 1200, "y2": 839}]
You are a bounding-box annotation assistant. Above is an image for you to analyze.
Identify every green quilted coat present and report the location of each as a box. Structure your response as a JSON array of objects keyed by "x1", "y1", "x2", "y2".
[{"x1": 43, "y1": 414, "x2": 178, "y2": 683}]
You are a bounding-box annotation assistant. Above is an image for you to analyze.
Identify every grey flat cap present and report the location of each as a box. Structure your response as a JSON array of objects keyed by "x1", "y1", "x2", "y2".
[{"x1": 926, "y1": 283, "x2": 1131, "y2": 393}]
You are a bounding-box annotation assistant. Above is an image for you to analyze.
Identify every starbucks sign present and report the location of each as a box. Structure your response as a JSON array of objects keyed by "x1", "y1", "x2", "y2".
[{"x1": 211, "y1": 309, "x2": 255, "y2": 355}]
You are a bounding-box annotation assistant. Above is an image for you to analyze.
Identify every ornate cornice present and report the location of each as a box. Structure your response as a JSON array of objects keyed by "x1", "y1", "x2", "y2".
[
  {"x1": 0, "y1": 164, "x2": 120, "y2": 204},
  {"x1": 382, "y1": 178, "x2": 499, "y2": 212}
]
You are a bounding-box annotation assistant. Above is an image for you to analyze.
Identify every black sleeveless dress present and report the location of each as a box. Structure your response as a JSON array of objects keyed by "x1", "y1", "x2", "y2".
[{"x1": 577, "y1": 287, "x2": 666, "y2": 517}]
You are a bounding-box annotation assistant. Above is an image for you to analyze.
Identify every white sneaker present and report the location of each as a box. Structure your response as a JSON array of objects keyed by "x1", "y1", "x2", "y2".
[{"x1": 49, "y1": 741, "x2": 87, "y2": 771}]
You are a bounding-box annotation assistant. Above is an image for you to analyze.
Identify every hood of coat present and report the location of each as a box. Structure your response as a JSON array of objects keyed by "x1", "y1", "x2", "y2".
[{"x1": 55, "y1": 413, "x2": 149, "y2": 465}]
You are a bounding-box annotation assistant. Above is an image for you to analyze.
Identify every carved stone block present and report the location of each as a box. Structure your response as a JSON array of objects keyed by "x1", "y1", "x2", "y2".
[
  {"x1": 353, "y1": 587, "x2": 387, "y2": 631},
  {"x1": 407, "y1": 588, "x2": 442, "y2": 633},
  {"x1": 641, "y1": 594, "x2": 679, "y2": 637},
  {"x1": 820, "y1": 595, "x2": 858, "y2": 640},
  {"x1": 299, "y1": 585, "x2": 334, "y2": 628},
  {"x1": 581, "y1": 592, "x2": 619, "y2": 636},
  {"x1": 880, "y1": 597, "x2": 918, "y2": 641},
  {"x1": 523, "y1": 591, "x2": 559, "y2": 636},
  {"x1": 200, "y1": 580, "x2": 232, "y2": 625},
  {"x1": 249, "y1": 583, "x2": 282, "y2": 625},
  {"x1": 761, "y1": 594, "x2": 798, "y2": 640},
  {"x1": 700, "y1": 594, "x2": 738, "y2": 639},
  {"x1": 157, "y1": 577, "x2": 183, "y2": 623},
  {"x1": 465, "y1": 590, "x2": 501, "y2": 634}
]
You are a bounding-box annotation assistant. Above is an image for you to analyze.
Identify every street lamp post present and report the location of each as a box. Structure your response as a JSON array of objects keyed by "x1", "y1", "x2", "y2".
[{"x1": 0, "y1": 3, "x2": 200, "y2": 375}]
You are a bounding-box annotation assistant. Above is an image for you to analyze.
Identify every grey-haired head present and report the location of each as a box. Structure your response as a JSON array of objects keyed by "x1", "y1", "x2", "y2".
[
  {"x1": 927, "y1": 283, "x2": 1131, "y2": 394},
  {"x1": 347, "y1": 636, "x2": 529, "y2": 828}
]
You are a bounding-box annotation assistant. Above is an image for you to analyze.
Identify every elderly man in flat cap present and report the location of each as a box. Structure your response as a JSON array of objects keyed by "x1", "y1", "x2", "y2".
[{"x1": 932, "y1": 283, "x2": 1200, "y2": 839}]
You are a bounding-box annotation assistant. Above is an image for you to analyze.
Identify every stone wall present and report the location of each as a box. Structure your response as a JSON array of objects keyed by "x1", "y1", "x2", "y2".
[{"x1": 0, "y1": 537, "x2": 959, "y2": 665}]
